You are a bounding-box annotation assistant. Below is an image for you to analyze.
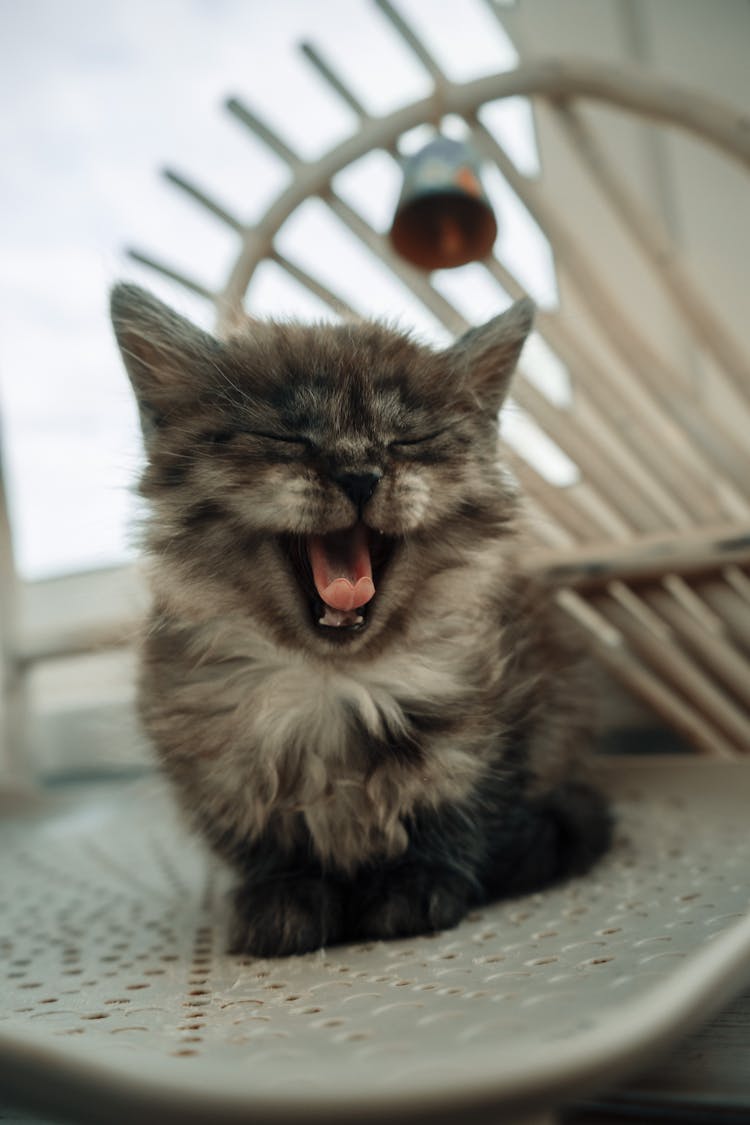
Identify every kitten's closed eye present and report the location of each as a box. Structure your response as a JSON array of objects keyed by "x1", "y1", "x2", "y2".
[
  {"x1": 205, "y1": 428, "x2": 310, "y2": 449},
  {"x1": 206, "y1": 429, "x2": 235, "y2": 445},
  {"x1": 249, "y1": 431, "x2": 311, "y2": 448},
  {"x1": 389, "y1": 428, "x2": 449, "y2": 449}
]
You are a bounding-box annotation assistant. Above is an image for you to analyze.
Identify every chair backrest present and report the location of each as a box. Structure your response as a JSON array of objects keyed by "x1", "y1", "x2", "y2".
[{"x1": 124, "y1": 12, "x2": 750, "y2": 759}]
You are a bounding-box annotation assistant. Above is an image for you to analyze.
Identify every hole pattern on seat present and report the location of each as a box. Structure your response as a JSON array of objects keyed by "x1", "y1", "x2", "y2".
[{"x1": 0, "y1": 766, "x2": 749, "y2": 1093}]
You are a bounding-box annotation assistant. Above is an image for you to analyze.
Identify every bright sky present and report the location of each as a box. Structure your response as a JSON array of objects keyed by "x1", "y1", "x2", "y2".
[{"x1": 0, "y1": 0, "x2": 568, "y2": 580}]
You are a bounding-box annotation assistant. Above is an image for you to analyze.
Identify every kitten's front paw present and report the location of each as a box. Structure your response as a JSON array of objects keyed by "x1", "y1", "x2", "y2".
[
  {"x1": 229, "y1": 878, "x2": 344, "y2": 958},
  {"x1": 351, "y1": 867, "x2": 471, "y2": 942}
]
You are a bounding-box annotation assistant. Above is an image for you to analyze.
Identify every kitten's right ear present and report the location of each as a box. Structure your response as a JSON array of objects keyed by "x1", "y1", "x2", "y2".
[
  {"x1": 445, "y1": 298, "x2": 535, "y2": 416},
  {"x1": 110, "y1": 283, "x2": 218, "y2": 438}
]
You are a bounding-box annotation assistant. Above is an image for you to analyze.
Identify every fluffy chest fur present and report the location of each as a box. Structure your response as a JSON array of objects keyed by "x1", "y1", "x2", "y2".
[{"x1": 143, "y1": 541, "x2": 510, "y2": 872}]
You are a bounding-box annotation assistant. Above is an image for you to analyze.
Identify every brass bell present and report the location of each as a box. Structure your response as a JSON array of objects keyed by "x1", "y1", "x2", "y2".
[{"x1": 389, "y1": 137, "x2": 498, "y2": 270}]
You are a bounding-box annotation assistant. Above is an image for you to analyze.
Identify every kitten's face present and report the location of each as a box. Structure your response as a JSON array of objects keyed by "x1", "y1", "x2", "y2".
[{"x1": 111, "y1": 286, "x2": 533, "y2": 655}]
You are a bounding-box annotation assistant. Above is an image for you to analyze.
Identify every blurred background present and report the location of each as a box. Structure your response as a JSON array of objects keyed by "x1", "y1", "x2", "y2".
[
  {"x1": 1, "y1": 0, "x2": 749, "y2": 779},
  {"x1": 0, "y1": 0, "x2": 550, "y2": 580}
]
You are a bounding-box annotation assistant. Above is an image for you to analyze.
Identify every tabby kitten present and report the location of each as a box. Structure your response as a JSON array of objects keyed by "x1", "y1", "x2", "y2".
[{"x1": 111, "y1": 283, "x2": 610, "y2": 958}]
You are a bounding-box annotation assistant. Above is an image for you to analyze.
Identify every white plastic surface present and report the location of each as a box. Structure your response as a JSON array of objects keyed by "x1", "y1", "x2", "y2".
[{"x1": 1, "y1": 758, "x2": 750, "y2": 1124}]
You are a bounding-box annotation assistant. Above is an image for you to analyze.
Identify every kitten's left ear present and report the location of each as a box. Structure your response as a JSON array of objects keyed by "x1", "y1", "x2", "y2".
[
  {"x1": 446, "y1": 297, "x2": 535, "y2": 415},
  {"x1": 110, "y1": 283, "x2": 220, "y2": 442}
]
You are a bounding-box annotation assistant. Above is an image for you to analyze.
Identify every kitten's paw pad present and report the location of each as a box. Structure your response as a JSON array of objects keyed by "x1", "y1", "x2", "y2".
[
  {"x1": 229, "y1": 879, "x2": 344, "y2": 958},
  {"x1": 353, "y1": 869, "x2": 471, "y2": 942}
]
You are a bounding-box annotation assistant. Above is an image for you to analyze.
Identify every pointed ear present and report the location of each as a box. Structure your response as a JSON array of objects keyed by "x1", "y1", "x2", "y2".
[
  {"x1": 110, "y1": 283, "x2": 219, "y2": 438},
  {"x1": 446, "y1": 298, "x2": 534, "y2": 415}
]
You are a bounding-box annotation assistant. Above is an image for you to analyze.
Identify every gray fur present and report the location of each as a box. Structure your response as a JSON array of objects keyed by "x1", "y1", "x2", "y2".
[{"x1": 111, "y1": 284, "x2": 609, "y2": 956}]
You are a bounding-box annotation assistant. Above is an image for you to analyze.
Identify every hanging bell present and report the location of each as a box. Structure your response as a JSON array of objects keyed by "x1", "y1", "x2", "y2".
[{"x1": 389, "y1": 136, "x2": 498, "y2": 271}]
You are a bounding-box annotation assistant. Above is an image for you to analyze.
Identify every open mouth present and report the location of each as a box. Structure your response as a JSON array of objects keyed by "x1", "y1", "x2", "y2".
[{"x1": 283, "y1": 526, "x2": 396, "y2": 636}]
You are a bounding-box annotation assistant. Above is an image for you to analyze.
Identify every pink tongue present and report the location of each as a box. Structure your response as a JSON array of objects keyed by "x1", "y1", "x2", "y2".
[{"x1": 308, "y1": 525, "x2": 375, "y2": 612}]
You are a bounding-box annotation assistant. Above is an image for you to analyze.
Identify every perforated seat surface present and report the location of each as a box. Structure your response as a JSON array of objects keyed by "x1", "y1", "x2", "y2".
[{"x1": 1, "y1": 757, "x2": 750, "y2": 1124}]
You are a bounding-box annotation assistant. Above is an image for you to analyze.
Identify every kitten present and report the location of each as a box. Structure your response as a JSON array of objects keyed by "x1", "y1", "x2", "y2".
[{"x1": 111, "y1": 283, "x2": 610, "y2": 958}]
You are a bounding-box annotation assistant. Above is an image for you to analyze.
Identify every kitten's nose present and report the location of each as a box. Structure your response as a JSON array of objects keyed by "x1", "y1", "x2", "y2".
[{"x1": 335, "y1": 471, "x2": 382, "y2": 511}]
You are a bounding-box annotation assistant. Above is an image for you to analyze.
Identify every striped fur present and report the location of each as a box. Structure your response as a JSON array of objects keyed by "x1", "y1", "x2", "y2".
[{"x1": 111, "y1": 285, "x2": 610, "y2": 956}]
